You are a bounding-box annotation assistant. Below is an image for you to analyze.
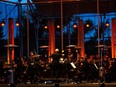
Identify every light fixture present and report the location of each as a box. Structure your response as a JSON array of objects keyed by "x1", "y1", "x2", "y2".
[
  {"x1": 73, "y1": 23, "x2": 77, "y2": 28},
  {"x1": 57, "y1": 25, "x2": 60, "y2": 29},
  {"x1": 16, "y1": 21, "x2": 20, "y2": 26},
  {"x1": 86, "y1": 23, "x2": 90, "y2": 28},
  {"x1": 44, "y1": 25, "x2": 48, "y2": 29},
  {"x1": 1, "y1": 20, "x2": 5, "y2": 26},
  {"x1": 85, "y1": 19, "x2": 93, "y2": 28},
  {"x1": 105, "y1": 21, "x2": 109, "y2": 27}
]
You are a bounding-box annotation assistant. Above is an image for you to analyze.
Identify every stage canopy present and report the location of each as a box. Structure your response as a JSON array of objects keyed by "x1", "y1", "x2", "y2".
[
  {"x1": 1, "y1": 0, "x2": 116, "y2": 17},
  {"x1": 31, "y1": 0, "x2": 116, "y2": 17}
]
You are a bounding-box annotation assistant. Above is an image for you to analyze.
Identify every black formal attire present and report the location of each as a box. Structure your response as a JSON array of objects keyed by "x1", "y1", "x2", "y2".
[{"x1": 50, "y1": 52, "x2": 61, "y2": 78}]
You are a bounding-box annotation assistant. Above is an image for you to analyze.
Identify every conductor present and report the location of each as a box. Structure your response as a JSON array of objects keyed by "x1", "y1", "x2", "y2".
[{"x1": 50, "y1": 48, "x2": 62, "y2": 78}]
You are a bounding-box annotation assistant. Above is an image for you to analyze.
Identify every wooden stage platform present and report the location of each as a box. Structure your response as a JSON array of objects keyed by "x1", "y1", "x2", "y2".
[{"x1": 1, "y1": 83, "x2": 116, "y2": 87}]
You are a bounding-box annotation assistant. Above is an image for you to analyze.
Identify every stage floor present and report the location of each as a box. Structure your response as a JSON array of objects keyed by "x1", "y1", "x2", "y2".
[{"x1": 1, "y1": 82, "x2": 116, "y2": 87}]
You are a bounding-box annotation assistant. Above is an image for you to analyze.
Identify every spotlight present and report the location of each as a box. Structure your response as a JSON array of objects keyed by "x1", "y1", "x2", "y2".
[{"x1": 1, "y1": 20, "x2": 5, "y2": 26}]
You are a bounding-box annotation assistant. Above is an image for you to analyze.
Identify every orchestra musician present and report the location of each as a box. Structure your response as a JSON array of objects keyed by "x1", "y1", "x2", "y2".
[
  {"x1": 16, "y1": 57, "x2": 28, "y2": 83},
  {"x1": 27, "y1": 51, "x2": 40, "y2": 83}
]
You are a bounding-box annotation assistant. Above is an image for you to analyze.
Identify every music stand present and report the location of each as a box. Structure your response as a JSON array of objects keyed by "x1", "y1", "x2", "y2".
[{"x1": 4, "y1": 44, "x2": 18, "y2": 87}]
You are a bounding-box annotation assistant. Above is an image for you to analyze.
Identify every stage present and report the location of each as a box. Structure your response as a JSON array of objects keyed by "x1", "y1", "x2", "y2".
[
  {"x1": 1, "y1": 82, "x2": 116, "y2": 87},
  {"x1": 1, "y1": 78, "x2": 116, "y2": 87}
]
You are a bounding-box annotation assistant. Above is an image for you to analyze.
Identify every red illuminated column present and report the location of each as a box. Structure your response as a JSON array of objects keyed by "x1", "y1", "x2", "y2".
[
  {"x1": 77, "y1": 19, "x2": 85, "y2": 58},
  {"x1": 8, "y1": 18, "x2": 14, "y2": 62},
  {"x1": 111, "y1": 18, "x2": 116, "y2": 58},
  {"x1": 48, "y1": 20, "x2": 55, "y2": 56}
]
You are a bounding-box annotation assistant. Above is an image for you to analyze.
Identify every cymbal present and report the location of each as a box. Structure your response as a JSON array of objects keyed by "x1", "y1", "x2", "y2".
[
  {"x1": 4, "y1": 44, "x2": 18, "y2": 48},
  {"x1": 39, "y1": 45, "x2": 49, "y2": 48}
]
